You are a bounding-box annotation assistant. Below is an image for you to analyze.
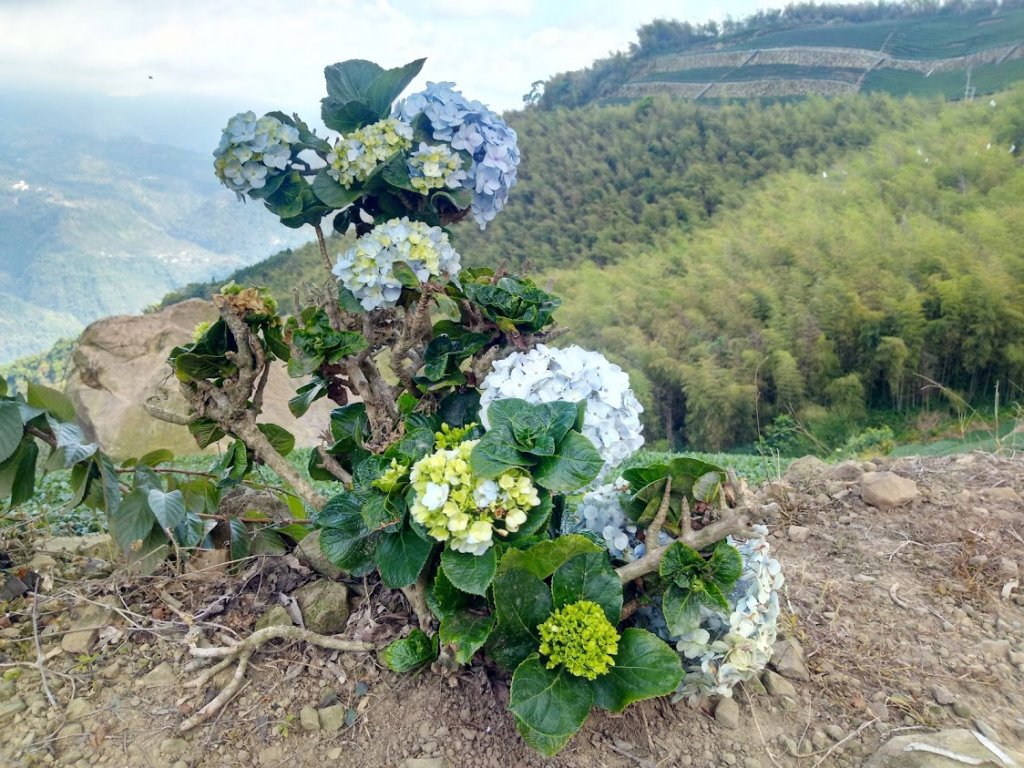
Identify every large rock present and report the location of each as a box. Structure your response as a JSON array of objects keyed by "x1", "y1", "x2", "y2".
[
  {"x1": 861, "y1": 472, "x2": 920, "y2": 510},
  {"x1": 294, "y1": 581, "x2": 349, "y2": 635},
  {"x1": 865, "y1": 728, "x2": 1024, "y2": 766},
  {"x1": 65, "y1": 299, "x2": 334, "y2": 458},
  {"x1": 783, "y1": 456, "x2": 828, "y2": 484}
]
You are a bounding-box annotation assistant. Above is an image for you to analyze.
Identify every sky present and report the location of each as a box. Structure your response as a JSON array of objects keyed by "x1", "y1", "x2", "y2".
[{"x1": 0, "y1": 0, "x2": 772, "y2": 120}]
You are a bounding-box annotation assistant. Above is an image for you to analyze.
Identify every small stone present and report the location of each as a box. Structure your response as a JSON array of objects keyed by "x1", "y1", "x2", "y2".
[
  {"x1": 981, "y1": 486, "x2": 1021, "y2": 502},
  {"x1": 58, "y1": 723, "x2": 85, "y2": 740},
  {"x1": 159, "y1": 738, "x2": 189, "y2": 757},
  {"x1": 65, "y1": 698, "x2": 94, "y2": 722},
  {"x1": 61, "y1": 601, "x2": 115, "y2": 654},
  {"x1": 326, "y1": 748, "x2": 343, "y2": 760},
  {"x1": 259, "y1": 745, "x2": 286, "y2": 766},
  {"x1": 762, "y1": 670, "x2": 797, "y2": 698},
  {"x1": 100, "y1": 662, "x2": 121, "y2": 680},
  {"x1": 255, "y1": 605, "x2": 293, "y2": 631},
  {"x1": 974, "y1": 718, "x2": 999, "y2": 741},
  {"x1": 853, "y1": 574, "x2": 876, "y2": 583},
  {"x1": 811, "y1": 729, "x2": 829, "y2": 750},
  {"x1": 998, "y1": 558, "x2": 1019, "y2": 578},
  {"x1": 953, "y1": 701, "x2": 973, "y2": 718},
  {"x1": 1010, "y1": 651, "x2": 1024, "y2": 665},
  {"x1": 293, "y1": 581, "x2": 349, "y2": 635},
  {"x1": 931, "y1": 684, "x2": 956, "y2": 705},
  {"x1": 300, "y1": 705, "x2": 320, "y2": 732},
  {"x1": 980, "y1": 639, "x2": 1011, "y2": 662},
  {"x1": 770, "y1": 638, "x2": 810, "y2": 681},
  {"x1": 139, "y1": 662, "x2": 176, "y2": 689},
  {"x1": 39, "y1": 534, "x2": 114, "y2": 559},
  {"x1": 860, "y1": 472, "x2": 919, "y2": 509},
  {"x1": 401, "y1": 759, "x2": 449, "y2": 768},
  {"x1": 867, "y1": 700, "x2": 889, "y2": 721},
  {"x1": 738, "y1": 676, "x2": 767, "y2": 697},
  {"x1": 0, "y1": 696, "x2": 26, "y2": 719},
  {"x1": 783, "y1": 456, "x2": 828, "y2": 484},
  {"x1": 824, "y1": 724, "x2": 845, "y2": 741},
  {"x1": 722, "y1": 753, "x2": 737, "y2": 766},
  {"x1": 864, "y1": 728, "x2": 1024, "y2": 767},
  {"x1": 318, "y1": 703, "x2": 346, "y2": 733},
  {"x1": 295, "y1": 530, "x2": 345, "y2": 580},
  {"x1": 828, "y1": 461, "x2": 864, "y2": 482},
  {"x1": 787, "y1": 526, "x2": 810, "y2": 543},
  {"x1": 715, "y1": 697, "x2": 740, "y2": 729}
]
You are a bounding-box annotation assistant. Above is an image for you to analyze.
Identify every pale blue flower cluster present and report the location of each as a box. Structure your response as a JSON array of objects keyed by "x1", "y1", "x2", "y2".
[
  {"x1": 397, "y1": 82, "x2": 519, "y2": 229},
  {"x1": 561, "y1": 480, "x2": 671, "y2": 561},
  {"x1": 213, "y1": 112, "x2": 298, "y2": 198},
  {"x1": 332, "y1": 217, "x2": 461, "y2": 311},
  {"x1": 636, "y1": 527, "x2": 785, "y2": 700},
  {"x1": 479, "y1": 345, "x2": 644, "y2": 479}
]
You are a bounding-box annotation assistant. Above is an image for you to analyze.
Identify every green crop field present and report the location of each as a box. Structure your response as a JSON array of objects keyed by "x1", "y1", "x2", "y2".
[
  {"x1": 637, "y1": 65, "x2": 866, "y2": 84},
  {"x1": 862, "y1": 57, "x2": 1024, "y2": 97}
]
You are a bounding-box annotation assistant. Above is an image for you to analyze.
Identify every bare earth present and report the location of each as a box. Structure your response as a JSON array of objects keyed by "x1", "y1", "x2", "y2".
[{"x1": 2, "y1": 452, "x2": 1023, "y2": 768}]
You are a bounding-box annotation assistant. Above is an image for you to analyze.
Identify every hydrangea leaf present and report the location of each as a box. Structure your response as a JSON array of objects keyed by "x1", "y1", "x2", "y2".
[
  {"x1": 257, "y1": 423, "x2": 295, "y2": 457},
  {"x1": 374, "y1": 525, "x2": 434, "y2": 588},
  {"x1": 498, "y1": 535, "x2": 601, "y2": 580},
  {"x1": 551, "y1": 553, "x2": 623, "y2": 626},
  {"x1": 439, "y1": 609, "x2": 495, "y2": 665},
  {"x1": 501, "y1": 490, "x2": 553, "y2": 544},
  {"x1": 532, "y1": 431, "x2": 603, "y2": 493},
  {"x1": 430, "y1": 566, "x2": 472, "y2": 618},
  {"x1": 26, "y1": 382, "x2": 76, "y2": 423},
  {"x1": 329, "y1": 403, "x2": 369, "y2": 452},
  {"x1": 359, "y1": 493, "x2": 403, "y2": 533},
  {"x1": 514, "y1": 717, "x2": 576, "y2": 759},
  {"x1": 147, "y1": 488, "x2": 186, "y2": 532},
  {"x1": 318, "y1": 492, "x2": 378, "y2": 576},
  {"x1": 440, "y1": 546, "x2": 497, "y2": 596},
  {"x1": 323, "y1": 59, "x2": 383, "y2": 104},
  {"x1": 693, "y1": 470, "x2": 723, "y2": 503},
  {"x1": 365, "y1": 58, "x2": 425, "y2": 116},
  {"x1": 437, "y1": 390, "x2": 481, "y2": 428},
  {"x1": 488, "y1": 565, "x2": 552, "y2": 671},
  {"x1": 592, "y1": 629, "x2": 683, "y2": 713},
  {"x1": 0, "y1": 401, "x2": 25, "y2": 464},
  {"x1": 469, "y1": 426, "x2": 531, "y2": 478},
  {"x1": 311, "y1": 168, "x2": 363, "y2": 209},
  {"x1": 661, "y1": 582, "x2": 702, "y2": 637},
  {"x1": 380, "y1": 628, "x2": 438, "y2": 673},
  {"x1": 288, "y1": 379, "x2": 326, "y2": 418},
  {"x1": 509, "y1": 654, "x2": 592, "y2": 751},
  {"x1": 659, "y1": 541, "x2": 707, "y2": 585},
  {"x1": 708, "y1": 541, "x2": 744, "y2": 593}
]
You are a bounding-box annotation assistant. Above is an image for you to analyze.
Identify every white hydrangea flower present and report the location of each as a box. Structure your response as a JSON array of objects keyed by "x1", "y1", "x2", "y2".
[
  {"x1": 326, "y1": 118, "x2": 413, "y2": 188},
  {"x1": 332, "y1": 217, "x2": 461, "y2": 311},
  {"x1": 213, "y1": 111, "x2": 299, "y2": 198},
  {"x1": 407, "y1": 142, "x2": 468, "y2": 193},
  {"x1": 479, "y1": 344, "x2": 644, "y2": 479}
]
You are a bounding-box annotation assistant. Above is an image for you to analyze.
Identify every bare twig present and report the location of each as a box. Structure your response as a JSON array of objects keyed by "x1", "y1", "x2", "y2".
[
  {"x1": 810, "y1": 718, "x2": 878, "y2": 768},
  {"x1": 30, "y1": 592, "x2": 57, "y2": 708},
  {"x1": 316, "y1": 445, "x2": 354, "y2": 485}
]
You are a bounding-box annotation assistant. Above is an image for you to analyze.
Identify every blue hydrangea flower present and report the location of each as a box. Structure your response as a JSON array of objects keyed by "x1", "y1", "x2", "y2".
[
  {"x1": 396, "y1": 82, "x2": 519, "y2": 229},
  {"x1": 213, "y1": 112, "x2": 299, "y2": 198}
]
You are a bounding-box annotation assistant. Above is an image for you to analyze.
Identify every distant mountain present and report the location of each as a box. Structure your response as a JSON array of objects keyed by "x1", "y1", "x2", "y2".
[
  {"x1": 539, "y1": 1, "x2": 1024, "y2": 108},
  {"x1": 0, "y1": 117, "x2": 308, "y2": 363}
]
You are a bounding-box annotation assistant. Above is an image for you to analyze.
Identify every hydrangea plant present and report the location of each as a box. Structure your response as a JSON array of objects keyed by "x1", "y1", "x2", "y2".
[{"x1": 156, "y1": 57, "x2": 778, "y2": 755}]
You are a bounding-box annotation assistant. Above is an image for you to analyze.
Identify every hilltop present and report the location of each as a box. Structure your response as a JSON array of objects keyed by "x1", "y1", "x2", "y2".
[{"x1": 539, "y1": 1, "x2": 1024, "y2": 108}]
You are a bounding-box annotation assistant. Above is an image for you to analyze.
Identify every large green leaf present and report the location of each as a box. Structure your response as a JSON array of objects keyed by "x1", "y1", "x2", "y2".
[
  {"x1": 551, "y1": 553, "x2": 622, "y2": 625},
  {"x1": 359, "y1": 493, "x2": 403, "y2": 532},
  {"x1": 708, "y1": 540, "x2": 744, "y2": 592},
  {"x1": 0, "y1": 400, "x2": 23, "y2": 464},
  {"x1": 440, "y1": 546, "x2": 497, "y2": 596},
  {"x1": 318, "y1": 493, "x2": 377, "y2": 576},
  {"x1": 592, "y1": 629, "x2": 683, "y2": 713},
  {"x1": 257, "y1": 423, "x2": 295, "y2": 457},
  {"x1": 110, "y1": 488, "x2": 157, "y2": 552},
  {"x1": 379, "y1": 628, "x2": 438, "y2": 672},
  {"x1": 509, "y1": 654, "x2": 592, "y2": 755},
  {"x1": 365, "y1": 58, "x2": 425, "y2": 115},
  {"x1": 288, "y1": 379, "x2": 326, "y2": 418},
  {"x1": 532, "y1": 431, "x2": 603, "y2": 493},
  {"x1": 437, "y1": 390, "x2": 481, "y2": 428},
  {"x1": 439, "y1": 609, "x2": 495, "y2": 665},
  {"x1": 514, "y1": 717, "x2": 577, "y2": 758},
  {"x1": 430, "y1": 567, "x2": 472, "y2": 618},
  {"x1": 469, "y1": 427, "x2": 530, "y2": 478},
  {"x1": 8, "y1": 440, "x2": 39, "y2": 508},
  {"x1": 311, "y1": 168, "x2": 362, "y2": 208},
  {"x1": 374, "y1": 525, "x2": 433, "y2": 588},
  {"x1": 659, "y1": 541, "x2": 707, "y2": 586},
  {"x1": 127, "y1": 524, "x2": 170, "y2": 575},
  {"x1": 26, "y1": 382, "x2": 76, "y2": 423},
  {"x1": 147, "y1": 488, "x2": 186, "y2": 532},
  {"x1": 499, "y1": 535, "x2": 601, "y2": 580},
  {"x1": 661, "y1": 582, "x2": 702, "y2": 637},
  {"x1": 488, "y1": 565, "x2": 552, "y2": 671},
  {"x1": 188, "y1": 417, "x2": 226, "y2": 448},
  {"x1": 324, "y1": 59, "x2": 384, "y2": 104},
  {"x1": 321, "y1": 98, "x2": 379, "y2": 134},
  {"x1": 501, "y1": 491, "x2": 553, "y2": 545}
]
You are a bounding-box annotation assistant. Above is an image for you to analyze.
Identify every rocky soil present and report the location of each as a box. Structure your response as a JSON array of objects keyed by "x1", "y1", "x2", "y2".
[{"x1": 1, "y1": 452, "x2": 1023, "y2": 768}]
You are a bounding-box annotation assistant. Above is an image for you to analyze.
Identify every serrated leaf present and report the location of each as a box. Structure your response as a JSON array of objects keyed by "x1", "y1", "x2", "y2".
[
  {"x1": 659, "y1": 541, "x2": 706, "y2": 584},
  {"x1": 708, "y1": 541, "x2": 743, "y2": 592},
  {"x1": 469, "y1": 427, "x2": 530, "y2": 478},
  {"x1": 374, "y1": 525, "x2": 433, "y2": 588},
  {"x1": 0, "y1": 400, "x2": 23, "y2": 464},
  {"x1": 147, "y1": 488, "x2": 186, "y2": 531},
  {"x1": 661, "y1": 583, "x2": 702, "y2": 637},
  {"x1": 499, "y1": 535, "x2": 602, "y2": 580},
  {"x1": 365, "y1": 58, "x2": 425, "y2": 115},
  {"x1": 379, "y1": 628, "x2": 437, "y2": 672},
  {"x1": 509, "y1": 654, "x2": 591, "y2": 753},
  {"x1": 324, "y1": 59, "x2": 384, "y2": 104},
  {"x1": 257, "y1": 423, "x2": 295, "y2": 457},
  {"x1": 318, "y1": 493, "x2": 378, "y2": 576},
  {"x1": 439, "y1": 609, "x2": 495, "y2": 665},
  {"x1": 440, "y1": 546, "x2": 497, "y2": 596},
  {"x1": 360, "y1": 493, "x2": 402, "y2": 532},
  {"x1": 391, "y1": 261, "x2": 420, "y2": 289},
  {"x1": 26, "y1": 382, "x2": 75, "y2": 423},
  {"x1": 430, "y1": 567, "x2": 472, "y2": 618},
  {"x1": 551, "y1": 552, "x2": 622, "y2": 625},
  {"x1": 532, "y1": 431, "x2": 603, "y2": 493},
  {"x1": 311, "y1": 168, "x2": 362, "y2": 208},
  {"x1": 592, "y1": 629, "x2": 683, "y2": 713},
  {"x1": 488, "y1": 565, "x2": 551, "y2": 671},
  {"x1": 514, "y1": 716, "x2": 576, "y2": 758}
]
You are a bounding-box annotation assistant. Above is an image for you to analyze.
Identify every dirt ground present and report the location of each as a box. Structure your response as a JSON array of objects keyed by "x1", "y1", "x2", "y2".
[{"x1": 1, "y1": 451, "x2": 1023, "y2": 768}]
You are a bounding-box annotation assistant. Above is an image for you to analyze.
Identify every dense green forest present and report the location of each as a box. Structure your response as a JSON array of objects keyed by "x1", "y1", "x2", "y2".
[{"x1": 143, "y1": 81, "x2": 1024, "y2": 453}]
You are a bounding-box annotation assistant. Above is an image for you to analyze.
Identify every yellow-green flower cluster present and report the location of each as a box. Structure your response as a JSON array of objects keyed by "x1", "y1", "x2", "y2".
[
  {"x1": 407, "y1": 142, "x2": 468, "y2": 193},
  {"x1": 372, "y1": 459, "x2": 409, "y2": 494},
  {"x1": 191, "y1": 321, "x2": 211, "y2": 343},
  {"x1": 434, "y1": 422, "x2": 478, "y2": 450},
  {"x1": 327, "y1": 118, "x2": 413, "y2": 188},
  {"x1": 538, "y1": 600, "x2": 620, "y2": 680},
  {"x1": 409, "y1": 439, "x2": 540, "y2": 556}
]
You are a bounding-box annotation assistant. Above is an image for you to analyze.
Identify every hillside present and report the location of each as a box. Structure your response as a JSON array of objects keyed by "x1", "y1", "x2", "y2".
[
  {"x1": 540, "y1": 1, "x2": 1024, "y2": 108},
  {"x1": 0, "y1": 123, "x2": 308, "y2": 363}
]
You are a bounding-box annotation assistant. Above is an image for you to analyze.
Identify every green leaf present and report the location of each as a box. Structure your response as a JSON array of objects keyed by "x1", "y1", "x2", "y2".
[
  {"x1": 360, "y1": 493, "x2": 402, "y2": 532},
  {"x1": 374, "y1": 525, "x2": 433, "y2": 588},
  {"x1": 0, "y1": 378, "x2": 6, "y2": 396},
  {"x1": 708, "y1": 541, "x2": 743, "y2": 592},
  {"x1": 501, "y1": 491, "x2": 553, "y2": 544},
  {"x1": 289, "y1": 379, "x2": 326, "y2": 417},
  {"x1": 0, "y1": 400, "x2": 24, "y2": 464},
  {"x1": 488, "y1": 565, "x2": 552, "y2": 671},
  {"x1": 26, "y1": 382, "x2": 76, "y2": 423},
  {"x1": 440, "y1": 547, "x2": 497, "y2": 596},
  {"x1": 439, "y1": 610, "x2": 495, "y2": 665},
  {"x1": 484, "y1": 398, "x2": 526, "y2": 431},
  {"x1": 324, "y1": 59, "x2": 384, "y2": 104},
  {"x1": 551, "y1": 552, "x2": 622, "y2": 625},
  {"x1": 365, "y1": 58, "x2": 425, "y2": 115},
  {"x1": 257, "y1": 423, "x2": 295, "y2": 457},
  {"x1": 127, "y1": 524, "x2": 170, "y2": 575},
  {"x1": 469, "y1": 427, "x2": 530, "y2": 478},
  {"x1": 532, "y1": 431, "x2": 603, "y2": 493},
  {"x1": 430, "y1": 567, "x2": 472, "y2": 618},
  {"x1": 8, "y1": 440, "x2": 38, "y2": 508},
  {"x1": 499, "y1": 535, "x2": 602, "y2": 580},
  {"x1": 318, "y1": 493, "x2": 377, "y2": 576},
  {"x1": 228, "y1": 517, "x2": 251, "y2": 562},
  {"x1": 514, "y1": 716, "x2": 577, "y2": 758},
  {"x1": 509, "y1": 654, "x2": 592, "y2": 754},
  {"x1": 110, "y1": 488, "x2": 157, "y2": 553},
  {"x1": 659, "y1": 541, "x2": 707, "y2": 584},
  {"x1": 188, "y1": 417, "x2": 225, "y2": 448},
  {"x1": 592, "y1": 629, "x2": 683, "y2": 713},
  {"x1": 147, "y1": 488, "x2": 186, "y2": 532},
  {"x1": 136, "y1": 449, "x2": 174, "y2": 468},
  {"x1": 379, "y1": 628, "x2": 438, "y2": 672},
  {"x1": 693, "y1": 470, "x2": 723, "y2": 503},
  {"x1": 391, "y1": 261, "x2": 420, "y2": 289},
  {"x1": 321, "y1": 98, "x2": 379, "y2": 134},
  {"x1": 311, "y1": 168, "x2": 362, "y2": 208},
  {"x1": 661, "y1": 583, "x2": 702, "y2": 637},
  {"x1": 437, "y1": 390, "x2": 480, "y2": 428}
]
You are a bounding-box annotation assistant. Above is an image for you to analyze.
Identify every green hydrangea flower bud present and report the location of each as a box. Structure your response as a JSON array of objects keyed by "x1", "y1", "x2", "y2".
[{"x1": 537, "y1": 600, "x2": 620, "y2": 680}]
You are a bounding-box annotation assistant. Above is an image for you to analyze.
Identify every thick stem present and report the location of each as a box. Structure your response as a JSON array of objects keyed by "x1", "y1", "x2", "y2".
[
  {"x1": 235, "y1": 419, "x2": 327, "y2": 511},
  {"x1": 401, "y1": 570, "x2": 433, "y2": 631}
]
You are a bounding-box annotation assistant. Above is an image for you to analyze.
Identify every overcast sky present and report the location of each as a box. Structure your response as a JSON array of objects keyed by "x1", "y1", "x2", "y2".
[{"x1": 0, "y1": 0, "x2": 771, "y2": 118}]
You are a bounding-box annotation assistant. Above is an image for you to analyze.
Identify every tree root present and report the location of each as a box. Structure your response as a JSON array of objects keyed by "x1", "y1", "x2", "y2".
[{"x1": 178, "y1": 625, "x2": 375, "y2": 733}]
